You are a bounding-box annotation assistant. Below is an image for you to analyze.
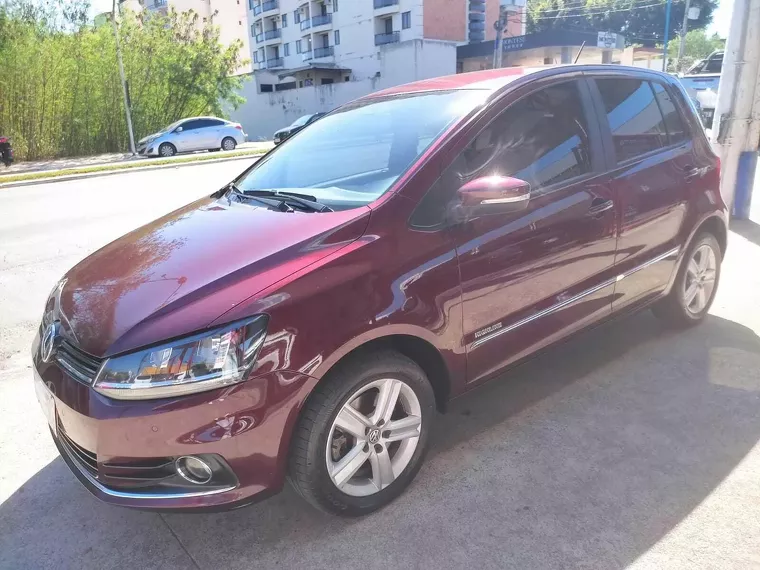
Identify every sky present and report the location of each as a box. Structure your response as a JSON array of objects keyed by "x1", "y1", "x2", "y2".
[{"x1": 89, "y1": 0, "x2": 734, "y2": 38}]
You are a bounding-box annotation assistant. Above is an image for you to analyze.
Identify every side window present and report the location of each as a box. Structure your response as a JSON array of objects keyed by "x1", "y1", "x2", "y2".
[
  {"x1": 411, "y1": 80, "x2": 593, "y2": 229},
  {"x1": 181, "y1": 120, "x2": 201, "y2": 131},
  {"x1": 651, "y1": 82, "x2": 687, "y2": 144},
  {"x1": 594, "y1": 78, "x2": 668, "y2": 162}
]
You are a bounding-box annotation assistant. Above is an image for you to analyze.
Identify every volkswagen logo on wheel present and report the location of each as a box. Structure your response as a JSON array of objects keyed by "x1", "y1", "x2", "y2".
[
  {"x1": 368, "y1": 428, "x2": 381, "y2": 445},
  {"x1": 40, "y1": 322, "x2": 59, "y2": 363}
]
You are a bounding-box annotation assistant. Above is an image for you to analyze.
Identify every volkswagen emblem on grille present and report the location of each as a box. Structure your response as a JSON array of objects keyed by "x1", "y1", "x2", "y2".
[{"x1": 41, "y1": 321, "x2": 59, "y2": 363}]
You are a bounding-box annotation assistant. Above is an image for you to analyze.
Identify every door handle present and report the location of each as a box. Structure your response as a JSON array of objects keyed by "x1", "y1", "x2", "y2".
[{"x1": 587, "y1": 198, "x2": 614, "y2": 217}]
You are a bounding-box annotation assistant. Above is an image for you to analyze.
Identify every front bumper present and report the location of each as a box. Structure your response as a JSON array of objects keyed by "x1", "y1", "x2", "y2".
[{"x1": 33, "y1": 341, "x2": 313, "y2": 511}]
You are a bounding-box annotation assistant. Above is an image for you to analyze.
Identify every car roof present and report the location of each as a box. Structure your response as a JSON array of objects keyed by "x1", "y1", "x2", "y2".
[{"x1": 364, "y1": 64, "x2": 679, "y2": 99}]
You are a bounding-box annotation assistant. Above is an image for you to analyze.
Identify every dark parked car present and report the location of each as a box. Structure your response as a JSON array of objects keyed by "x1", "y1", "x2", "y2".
[
  {"x1": 33, "y1": 65, "x2": 726, "y2": 516},
  {"x1": 0, "y1": 136, "x2": 13, "y2": 167},
  {"x1": 273, "y1": 113, "x2": 325, "y2": 145}
]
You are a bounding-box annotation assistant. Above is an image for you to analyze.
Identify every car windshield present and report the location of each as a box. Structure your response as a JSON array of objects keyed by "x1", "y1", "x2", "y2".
[
  {"x1": 290, "y1": 114, "x2": 314, "y2": 128},
  {"x1": 236, "y1": 90, "x2": 488, "y2": 210}
]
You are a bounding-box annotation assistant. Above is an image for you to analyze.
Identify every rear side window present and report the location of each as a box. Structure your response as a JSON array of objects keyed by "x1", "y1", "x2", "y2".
[
  {"x1": 595, "y1": 78, "x2": 668, "y2": 162},
  {"x1": 651, "y1": 82, "x2": 687, "y2": 144}
]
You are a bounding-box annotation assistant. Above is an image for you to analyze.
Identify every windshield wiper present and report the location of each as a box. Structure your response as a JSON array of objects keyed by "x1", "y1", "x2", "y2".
[
  {"x1": 242, "y1": 189, "x2": 333, "y2": 213},
  {"x1": 226, "y1": 183, "x2": 292, "y2": 211}
]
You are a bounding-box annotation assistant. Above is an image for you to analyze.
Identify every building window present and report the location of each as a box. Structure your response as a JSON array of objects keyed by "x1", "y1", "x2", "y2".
[
  {"x1": 253, "y1": 51, "x2": 258, "y2": 63},
  {"x1": 294, "y1": 10, "x2": 300, "y2": 23},
  {"x1": 384, "y1": 17, "x2": 392, "y2": 34},
  {"x1": 249, "y1": 0, "x2": 253, "y2": 9},
  {"x1": 275, "y1": 82, "x2": 297, "y2": 91},
  {"x1": 251, "y1": 24, "x2": 255, "y2": 36},
  {"x1": 296, "y1": 39, "x2": 302, "y2": 53},
  {"x1": 402, "y1": 11, "x2": 411, "y2": 29},
  {"x1": 321, "y1": 78, "x2": 334, "y2": 85},
  {"x1": 333, "y1": 0, "x2": 338, "y2": 11},
  {"x1": 282, "y1": 13, "x2": 287, "y2": 27},
  {"x1": 260, "y1": 84, "x2": 273, "y2": 92},
  {"x1": 284, "y1": 42, "x2": 290, "y2": 56},
  {"x1": 299, "y1": 80, "x2": 303, "y2": 88},
  {"x1": 334, "y1": 30, "x2": 340, "y2": 45},
  {"x1": 344, "y1": 75, "x2": 349, "y2": 82}
]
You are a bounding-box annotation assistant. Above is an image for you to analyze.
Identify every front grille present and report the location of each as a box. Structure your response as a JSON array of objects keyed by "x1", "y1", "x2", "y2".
[
  {"x1": 56, "y1": 340, "x2": 102, "y2": 385},
  {"x1": 58, "y1": 421, "x2": 99, "y2": 478}
]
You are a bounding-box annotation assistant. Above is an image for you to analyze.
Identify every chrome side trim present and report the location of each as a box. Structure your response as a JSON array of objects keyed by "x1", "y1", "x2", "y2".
[
  {"x1": 471, "y1": 276, "x2": 618, "y2": 349},
  {"x1": 56, "y1": 432, "x2": 236, "y2": 500},
  {"x1": 617, "y1": 246, "x2": 680, "y2": 281},
  {"x1": 470, "y1": 246, "x2": 680, "y2": 349}
]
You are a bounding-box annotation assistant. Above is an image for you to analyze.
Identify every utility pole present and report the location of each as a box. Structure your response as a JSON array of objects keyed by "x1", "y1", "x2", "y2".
[
  {"x1": 710, "y1": 0, "x2": 760, "y2": 218},
  {"x1": 493, "y1": 6, "x2": 507, "y2": 69},
  {"x1": 112, "y1": 0, "x2": 136, "y2": 155},
  {"x1": 677, "y1": 0, "x2": 692, "y2": 70},
  {"x1": 662, "y1": 0, "x2": 672, "y2": 71}
]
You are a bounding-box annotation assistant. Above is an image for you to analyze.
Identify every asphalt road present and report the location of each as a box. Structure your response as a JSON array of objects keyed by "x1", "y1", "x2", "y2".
[{"x1": 2, "y1": 160, "x2": 760, "y2": 569}]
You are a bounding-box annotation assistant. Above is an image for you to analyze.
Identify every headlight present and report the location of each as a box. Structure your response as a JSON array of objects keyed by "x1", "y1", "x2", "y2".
[{"x1": 93, "y1": 316, "x2": 268, "y2": 400}]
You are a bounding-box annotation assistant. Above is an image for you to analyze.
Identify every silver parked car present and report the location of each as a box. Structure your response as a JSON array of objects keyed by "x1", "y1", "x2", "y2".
[{"x1": 137, "y1": 117, "x2": 248, "y2": 157}]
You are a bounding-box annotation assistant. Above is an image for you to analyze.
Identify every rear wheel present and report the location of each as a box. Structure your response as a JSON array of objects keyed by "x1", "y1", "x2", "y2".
[
  {"x1": 652, "y1": 232, "x2": 721, "y2": 327},
  {"x1": 221, "y1": 137, "x2": 237, "y2": 151},
  {"x1": 158, "y1": 142, "x2": 176, "y2": 157},
  {"x1": 288, "y1": 351, "x2": 435, "y2": 516}
]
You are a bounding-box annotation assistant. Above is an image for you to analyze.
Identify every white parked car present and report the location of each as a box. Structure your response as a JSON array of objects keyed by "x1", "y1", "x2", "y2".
[{"x1": 137, "y1": 117, "x2": 248, "y2": 157}]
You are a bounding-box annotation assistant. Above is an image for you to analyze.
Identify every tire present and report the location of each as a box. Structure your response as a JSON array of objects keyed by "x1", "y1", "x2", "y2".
[
  {"x1": 652, "y1": 232, "x2": 721, "y2": 328},
  {"x1": 288, "y1": 350, "x2": 435, "y2": 516},
  {"x1": 158, "y1": 142, "x2": 176, "y2": 157},
  {"x1": 221, "y1": 137, "x2": 237, "y2": 151}
]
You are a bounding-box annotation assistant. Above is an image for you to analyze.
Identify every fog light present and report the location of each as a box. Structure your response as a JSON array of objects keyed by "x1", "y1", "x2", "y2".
[{"x1": 175, "y1": 456, "x2": 213, "y2": 485}]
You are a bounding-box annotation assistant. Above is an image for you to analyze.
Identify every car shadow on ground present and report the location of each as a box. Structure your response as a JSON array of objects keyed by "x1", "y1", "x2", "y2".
[
  {"x1": 3, "y1": 312, "x2": 760, "y2": 569},
  {"x1": 731, "y1": 219, "x2": 760, "y2": 248}
]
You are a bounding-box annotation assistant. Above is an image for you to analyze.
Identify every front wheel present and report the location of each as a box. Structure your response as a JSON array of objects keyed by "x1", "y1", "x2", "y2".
[
  {"x1": 158, "y1": 142, "x2": 176, "y2": 157},
  {"x1": 288, "y1": 351, "x2": 435, "y2": 516},
  {"x1": 652, "y1": 232, "x2": 721, "y2": 327}
]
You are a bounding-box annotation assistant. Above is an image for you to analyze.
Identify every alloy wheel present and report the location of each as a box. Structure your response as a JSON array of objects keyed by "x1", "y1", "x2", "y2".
[
  {"x1": 222, "y1": 138, "x2": 236, "y2": 151},
  {"x1": 683, "y1": 243, "x2": 717, "y2": 314},
  {"x1": 325, "y1": 378, "x2": 422, "y2": 497}
]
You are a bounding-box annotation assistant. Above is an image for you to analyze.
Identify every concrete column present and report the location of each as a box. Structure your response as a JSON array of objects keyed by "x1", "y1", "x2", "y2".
[
  {"x1": 601, "y1": 49, "x2": 613, "y2": 64},
  {"x1": 561, "y1": 46, "x2": 572, "y2": 64}
]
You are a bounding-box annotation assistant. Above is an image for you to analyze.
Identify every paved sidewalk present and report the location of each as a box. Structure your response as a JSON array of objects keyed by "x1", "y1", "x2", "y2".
[{"x1": 0, "y1": 141, "x2": 272, "y2": 177}]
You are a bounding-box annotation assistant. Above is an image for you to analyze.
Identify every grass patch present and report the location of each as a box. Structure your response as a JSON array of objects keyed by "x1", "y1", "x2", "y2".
[{"x1": 0, "y1": 149, "x2": 267, "y2": 186}]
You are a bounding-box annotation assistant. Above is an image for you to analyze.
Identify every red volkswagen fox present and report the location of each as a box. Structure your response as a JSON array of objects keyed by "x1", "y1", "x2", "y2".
[{"x1": 33, "y1": 66, "x2": 727, "y2": 516}]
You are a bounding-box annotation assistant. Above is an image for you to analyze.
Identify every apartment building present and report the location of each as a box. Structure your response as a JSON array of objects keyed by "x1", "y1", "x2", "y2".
[
  {"x1": 246, "y1": 0, "x2": 514, "y2": 83},
  {"x1": 137, "y1": 0, "x2": 252, "y2": 73},
  {"x1": 233, "y1": 0, "x2": 520, "y2": 138}
]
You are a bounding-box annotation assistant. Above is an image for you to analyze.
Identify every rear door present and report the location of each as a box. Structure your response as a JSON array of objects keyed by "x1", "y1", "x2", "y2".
[
  {"x1": 198, "y1": 118, "x2": 226, "y2": 148},
  {"x1": 450, "y1": 78, "x2": 620, "y2": 384},
  {"x1": 588, "y1": 74, "x2": 693, "y2": 311}
]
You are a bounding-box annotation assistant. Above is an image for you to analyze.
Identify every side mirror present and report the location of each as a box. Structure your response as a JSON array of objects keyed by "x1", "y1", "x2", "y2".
[
  {"x1": 454, "y1": 176, "x2": 531, "y2": 219},
  {"x1": 175, "y1": 126, "x2": 184, "y2": 133}
]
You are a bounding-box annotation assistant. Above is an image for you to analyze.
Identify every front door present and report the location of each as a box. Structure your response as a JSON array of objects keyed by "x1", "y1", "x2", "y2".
[
  {"x1": 453, "y1": 79, "x2": 619, "y2": 384},
  {"x1": 589, "y1": 76, "x2": 693, "y2": 310}
]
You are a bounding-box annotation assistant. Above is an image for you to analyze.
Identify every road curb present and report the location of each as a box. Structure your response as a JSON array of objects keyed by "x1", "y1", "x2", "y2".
[{"x1": 0, "y1": 152, "x2": 265, "y2": 189}]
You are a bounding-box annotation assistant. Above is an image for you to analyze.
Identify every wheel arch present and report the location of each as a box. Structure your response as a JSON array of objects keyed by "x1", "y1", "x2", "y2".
[
  {"x1": 311, "y1": 331, "x2": 454, "y2": 414},
  {"x1": 695, "y1": 214, "x2": 728, "y2": 258}
]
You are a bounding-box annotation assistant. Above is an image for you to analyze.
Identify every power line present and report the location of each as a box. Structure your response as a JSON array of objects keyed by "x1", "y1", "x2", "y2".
[{"x1": 528, "y1": 0, "x2": 683, "y2": 21}]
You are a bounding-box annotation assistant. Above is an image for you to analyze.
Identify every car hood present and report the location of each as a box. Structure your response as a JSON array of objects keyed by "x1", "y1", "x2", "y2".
[
  {"x1": 138, "y1": 132, "x2": 164, "y2": 144},
  {"x1": 57, "y1": 195, "x2": 370, "y2": 357}
]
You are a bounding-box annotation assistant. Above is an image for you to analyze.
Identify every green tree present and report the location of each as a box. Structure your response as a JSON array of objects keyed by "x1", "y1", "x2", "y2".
[
  {"x1": 526, "y1": 0, "x2": 718, "y2": 46},
  {"x1": 668, "y1": 28, "x2": 724, "y2": 72},
  {"x1": 0, "y1": 0, "x2": 247, "y2": 160}
]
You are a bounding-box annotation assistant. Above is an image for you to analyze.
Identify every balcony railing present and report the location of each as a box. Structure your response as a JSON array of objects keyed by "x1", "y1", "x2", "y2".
[
  {"x1": 262, "y1": 0, "x2": 278, "y2": 13},
  {"x1": 314, "y1": 46, "x2": 334, "y2": 58},
  {"x1": 300, "y1": 18, "x2": 312, "y2": 31},
  {"x1": 151, "y1": 0, "x2": 168, "y2": 7},
  {"x1": 253, "y1": 4, "x2": 262, "y2": 15},
  {"x1": 264, "y1": 29, "x2": 281, "y2": 40},
  {"x1": 266, "y1": 57, "x2": 284, "y2": 68},
  {"x1": 375, "y1": 31, "x2": 400, "y2": 45},
  {"x1": 255, "y1": 32, "x2": 264, "y2": 42},
  {"x1": 302, "y1": 50, "x2": 313, "y2": 61},
  {"x1": 374, "y1": 0, "x2": 399, "y2": 8},
  {"x1": 312, "y1": 14, "x2": 332, "y2": 26}
]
